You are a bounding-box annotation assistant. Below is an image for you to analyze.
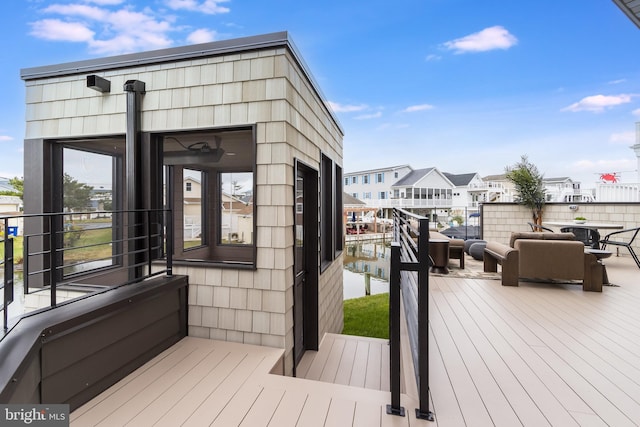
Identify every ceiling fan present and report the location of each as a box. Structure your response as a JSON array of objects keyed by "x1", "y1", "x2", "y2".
[{"x1": 164, "y1": 135, "x2": 225, "y2": 165}]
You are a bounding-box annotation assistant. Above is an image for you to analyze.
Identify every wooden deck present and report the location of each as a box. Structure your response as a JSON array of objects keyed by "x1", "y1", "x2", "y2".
[
  {"x1": 297, "y1": 333, "x2": 391, "y2": 392},
  {"x1": 71, "y1": 254, "x2": 640, "y2": 426}
]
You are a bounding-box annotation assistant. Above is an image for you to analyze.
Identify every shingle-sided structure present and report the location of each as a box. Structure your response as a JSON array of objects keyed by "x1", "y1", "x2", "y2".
[{"x1": 20, "y1": 31, "x2": 344, "y2": 374}]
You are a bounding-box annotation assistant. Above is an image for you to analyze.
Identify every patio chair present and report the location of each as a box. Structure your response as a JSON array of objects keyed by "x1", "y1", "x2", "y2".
[
  {"x1": 527, "y1": 222, "x2": 554, "y2": 233},
  {"x1": 599, "y1": 227, "x2": 640, "y2": 269},
  {"x1": 560, "y1": 227, "x2": 600, "y2": 249}
]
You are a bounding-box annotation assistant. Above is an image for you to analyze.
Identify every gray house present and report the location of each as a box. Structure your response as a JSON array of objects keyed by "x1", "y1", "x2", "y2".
[{"x1": 16, "y1": 31, "x2": 344, "y2": 388}]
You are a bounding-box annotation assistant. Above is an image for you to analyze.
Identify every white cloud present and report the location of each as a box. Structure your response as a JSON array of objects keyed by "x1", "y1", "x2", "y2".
[
  {"x1": 187, "y1": 28, "x2": 217, "y2": 44},
  {"x1": 608, "y1": 79, "x2": 626, "y2": 85},
  {"x1": 43, "y1": 4, "x2": 108, "y2": 20},
  {"x1": 30, "y1": 19, "x2": 95, "y2": 42},
  {"x1": 633, "y1": 108, "x2": 640, "y2": 117},
  {"x1": 609, "y1": 131, "x2": 635, "y2": 144},
  {"x1": 327, "y1": 101, "x2": 368, "y2": 113},
  {"x1": 85, "y1": 0, "x2": 125, "y2": 4},
  {"x1": 562, "y1": 94, "x2": 633, "y2": 113},
  {"x1": 403, "y1": 104, "x2": 434, "y2": 113},
  {"x1": 443, "y1": 25, "x2": 517, "y2": 54},
  {"x1": 355, "y1": 112, "x2": 382, "y2": 120},
  {"x1": 165, "y1": 0, "x2": 230, "y2": 14},
  {"x1": 425, "y1": 54, "x2": 441, "y2": 62},
  {"x1": 31, "y1": 4, "x2": 175, "y2": 54},
  {"x1": 0, "y1": 136, "x2": 14, "y2": 141}
]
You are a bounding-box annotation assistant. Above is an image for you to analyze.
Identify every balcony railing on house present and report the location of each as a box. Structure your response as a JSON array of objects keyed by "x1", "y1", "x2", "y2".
[
  {"x1": 1, "y1": 209, "x2": 173, "y2": 333},
  {"x1": 367, "y1": 198, "x2": 453, "y2": 209},
  {"x1": 388, "y1": 207, "x2": 434, "y2": 420}
]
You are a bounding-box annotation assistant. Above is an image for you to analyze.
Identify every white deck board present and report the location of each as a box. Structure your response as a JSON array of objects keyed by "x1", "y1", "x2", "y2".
[{"x1": 69, "y1": 254, "x2": 640, "y2": 426}]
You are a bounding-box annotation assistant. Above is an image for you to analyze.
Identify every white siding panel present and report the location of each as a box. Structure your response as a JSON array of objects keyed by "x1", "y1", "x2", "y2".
[
  {"x1": 233, "y1": 60, "x2": 251, "y2": 81},
  {"x1": 230, "y1": 103, "x2": 248, "y2": 125},
  {"x1": 203, "y1": 85, "x2": 223, "y2": 105},
  {"x1": 247, "y1": 101, "x2": 272, "y2": 123},
  {"x1": 222, "y1": 82, "x2": 242, "y2": 104},
  {"x1": 152, "y1": 69, "x2": 168, "y2": 90},
  {"x1": 184, "y1": 66, "x2": 202, "y2": 87},
  {"x1": 251, "y1": 57, "x2": 275, "y2": 80},
  {"x1": 201, "y1": 64, "x2": 217, "y2": 85},
  {"x1": 196, "y1": 106, "x2": 214, "y2": 127},
  {"x1": 217, "y1": 62, "x2": 234, "y2": 83},
  {"x1": 25, "y1": 84, "x2": 43, "y2": 104}
]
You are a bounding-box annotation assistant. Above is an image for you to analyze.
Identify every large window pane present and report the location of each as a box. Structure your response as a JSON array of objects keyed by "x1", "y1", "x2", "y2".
[
  {"x1": 62, "y1": 147, "x2": 116, "y2": 275},
  {"x1": 183, "y1": 168, "x2": 204, "y2": 249},
  {"x1": 220, "y1": 172, "x2": 253, "y2": 245}
]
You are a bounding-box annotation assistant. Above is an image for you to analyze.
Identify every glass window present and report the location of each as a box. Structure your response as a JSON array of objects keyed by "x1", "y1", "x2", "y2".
[
  {"x1": 375, "y1": 173, "x2": 384, "y2": 183},
  {"x1": 164, "y1": 128, "x2": 255, "y2": 265},
  {"x1": 363, "y1": 175, "x2": 369, "y2": 184},
  {"x1": 220, "y1": 172, "x2": 253, "y2": 245},
  {"x1": 321, "y1": 154, "x2": 333, "y2": 267},
  {"x1": 60, "y1": 146, "x2": 119, "y2": 277},
  {"x1": 335, "y1": 164, "x2": 343, "y2": 254},
  {"x1": 183, "y1": 169, "x2": 204, "y2": 249},
  {"x1": 351, "y1": 176, "x2": 357, "y2": 184}
]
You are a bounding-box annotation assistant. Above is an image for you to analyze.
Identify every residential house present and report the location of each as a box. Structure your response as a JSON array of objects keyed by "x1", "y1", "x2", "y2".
[
  {"x1": 14, "y1": 31, "x2": 344, "y2": 400},
  {"x1": 343, "y1": 165, "x2": 411, "y2": 207},
  {"x1": 444, "y1": 172, "x2": 484, "y2": 216}
]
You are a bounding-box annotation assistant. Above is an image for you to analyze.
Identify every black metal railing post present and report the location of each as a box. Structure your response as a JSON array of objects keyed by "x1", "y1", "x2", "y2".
[
  {"x1": 387, "y1": 241, "x2": 404, "y2": 416},
  {"x1": 416, "y1": 217, "x2": 434, "y2": 421},
  {"x1": 146, "y1": 210, "x2": 153, "y2": 276},
  {"x1": 166, "y1": 209, "x2": 173, "y2": 277},
  {"x1": 48, "y1": 215, "x2": 57, "y2": 307},
  {"x1": 3, "y1": 220, "x2": 15, "y2": 332}
]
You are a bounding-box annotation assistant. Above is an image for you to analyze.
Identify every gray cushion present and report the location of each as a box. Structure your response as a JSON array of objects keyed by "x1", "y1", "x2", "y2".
[
  {"x1": 464, "y1": 239, "x2": 486, "y2": 254},
  {"x1": 469, "y1": 242, "x2": 487, "y2": 260}
]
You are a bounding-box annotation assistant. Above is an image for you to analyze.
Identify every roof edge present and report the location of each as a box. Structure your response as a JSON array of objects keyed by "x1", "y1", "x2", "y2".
[
  {"x1": 20, "y1": 31, "x2": 343, "y2": 135},
  {"x1": 20, "y1": 31, "x2": 291, "y2": 80},
  {"x1": 612, "y1": 0, "x2": 640, "y2": 28}
]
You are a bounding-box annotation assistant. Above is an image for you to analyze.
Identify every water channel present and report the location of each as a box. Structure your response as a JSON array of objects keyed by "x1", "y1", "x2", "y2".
[{"x1": 343, "y1": 241, "x2": 390, "y2": 300}]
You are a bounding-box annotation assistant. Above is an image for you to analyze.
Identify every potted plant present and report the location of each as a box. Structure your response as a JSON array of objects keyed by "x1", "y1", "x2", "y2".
[
  {"x1": 505, "y1": 155, "x2": 546, "y2": 230},
  {"x1": 574, "y1": 216, "x2": 587, "y2": 224}
]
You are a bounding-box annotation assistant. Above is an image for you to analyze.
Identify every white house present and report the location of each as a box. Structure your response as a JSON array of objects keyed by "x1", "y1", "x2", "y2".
[{"x1": 343, "y1": 164, "x2": 411, "y2": 205}]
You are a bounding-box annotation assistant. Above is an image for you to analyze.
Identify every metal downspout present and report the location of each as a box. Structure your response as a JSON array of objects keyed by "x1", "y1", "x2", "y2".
[{"x1": 124, "y1": 80, "x2": 145, "y2": 281}]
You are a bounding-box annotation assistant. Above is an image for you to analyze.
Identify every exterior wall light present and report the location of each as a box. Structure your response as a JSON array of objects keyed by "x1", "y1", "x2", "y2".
[{"x1": 86, "y1": 75, "x2": 111, "y2": 93}]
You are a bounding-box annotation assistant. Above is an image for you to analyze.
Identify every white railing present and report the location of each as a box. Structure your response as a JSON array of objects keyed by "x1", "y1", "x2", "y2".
[
  {"x1": 362, "y1": 198, "x2": 453, "y2": 209},
  {"x1": 467, "y1": 182, "x2": 506, "y2": 191},
  {"x1": 595, "y1": 183, "x2": 640, "y2": 202}
]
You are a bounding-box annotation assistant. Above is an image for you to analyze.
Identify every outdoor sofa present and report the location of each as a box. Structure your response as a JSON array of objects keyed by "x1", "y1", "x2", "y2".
[{"x1": 483, "y1": 232, "x2": 603, "y2": 292}]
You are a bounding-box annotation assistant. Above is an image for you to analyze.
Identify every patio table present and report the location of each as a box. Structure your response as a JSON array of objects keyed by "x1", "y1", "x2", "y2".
[{"x1": 543, "y1": 221, "x2": 623, "y2": 230}]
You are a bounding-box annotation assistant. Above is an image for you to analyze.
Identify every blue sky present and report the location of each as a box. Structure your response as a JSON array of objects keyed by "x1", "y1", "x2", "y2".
[{"x1": 1, "y1": 0, "x2": 639, "y2": 188}]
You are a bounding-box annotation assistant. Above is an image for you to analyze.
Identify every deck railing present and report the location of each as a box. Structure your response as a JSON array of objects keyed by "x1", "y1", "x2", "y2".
[
  {"x1": 1, "y1": 208, "x2": 173, "y2": 333},
  {"x1": 388, "y1": 207, "x2": 434, "y2": 420}
]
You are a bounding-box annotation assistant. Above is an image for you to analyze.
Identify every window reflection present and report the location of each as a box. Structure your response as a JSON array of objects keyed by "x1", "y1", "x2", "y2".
[
  {"x1": 183, "y1": 169, "x2": 204, "y2": 249},
  {"x1": 220, "y1": 172, "x2": 253, "y2": 245}
]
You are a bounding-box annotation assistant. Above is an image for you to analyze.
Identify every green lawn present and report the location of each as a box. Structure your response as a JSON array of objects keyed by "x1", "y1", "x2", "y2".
[
  {"x1": 63, "y1": 226, "x2": 113, "y2": 262},
  {"x1": 0, "y1": 236, "x2": 24, "y2": 264},
  {"x1": 342, "y1": 292, "x2": 389, "y2": 339}
]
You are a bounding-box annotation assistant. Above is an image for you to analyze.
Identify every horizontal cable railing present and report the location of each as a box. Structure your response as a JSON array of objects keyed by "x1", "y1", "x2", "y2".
[
  {"x1": 388, "y1": 207, "x2": 434, "y2": 421},
  {"x1": 1, "y1": 208, "x2": 173, "y2": 333}
]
